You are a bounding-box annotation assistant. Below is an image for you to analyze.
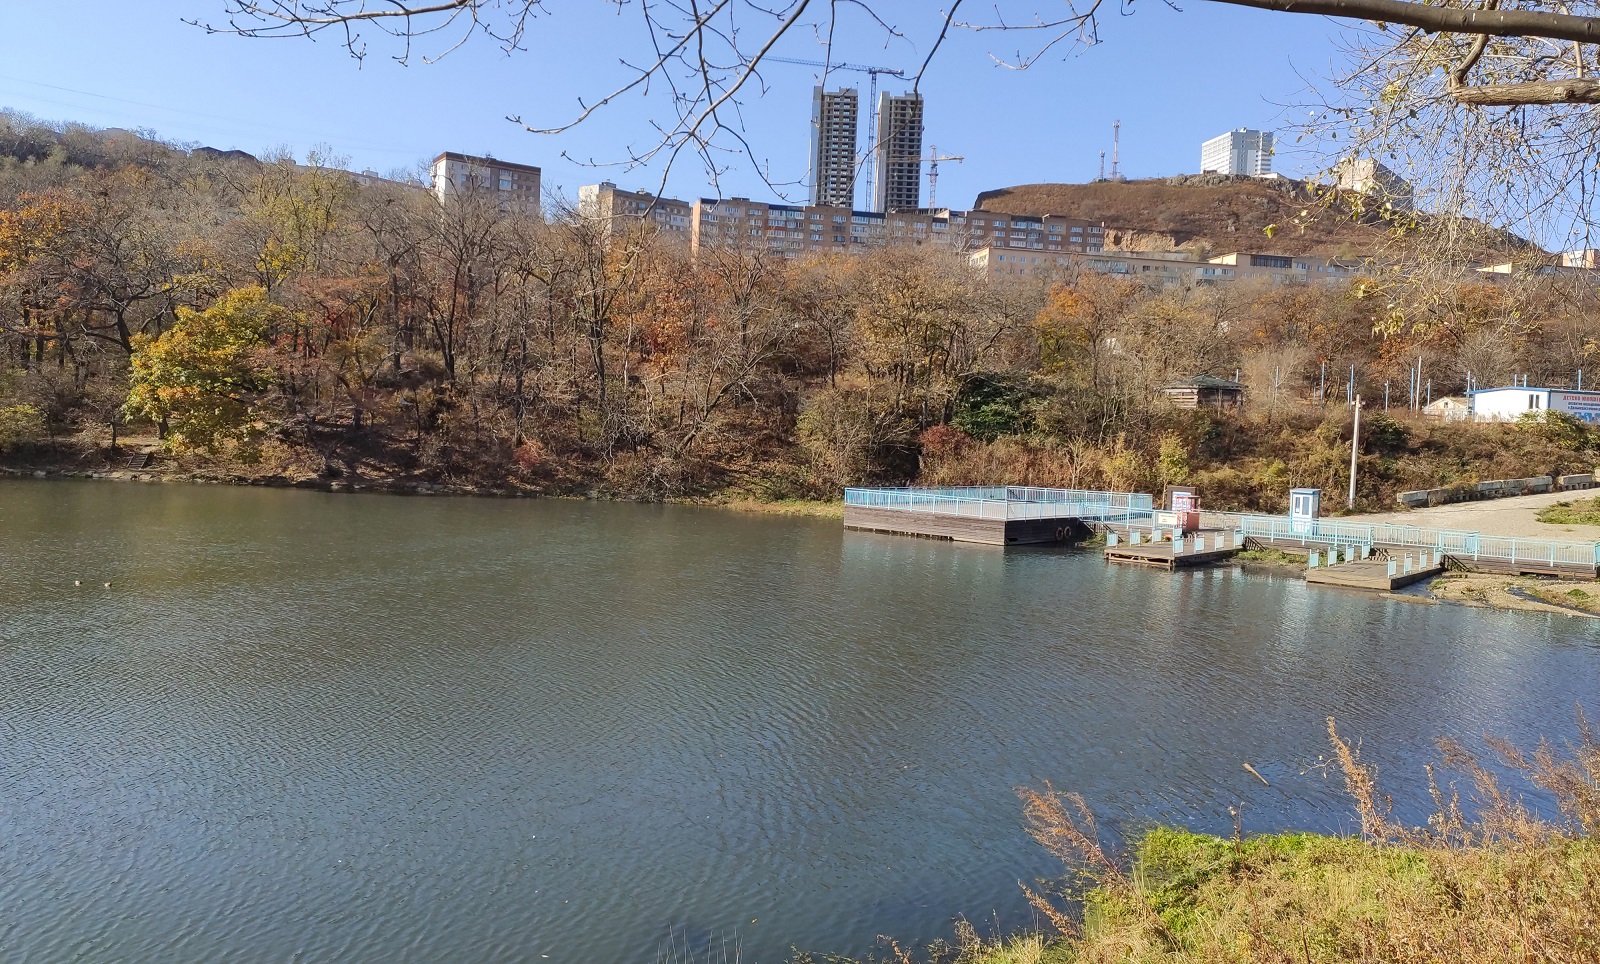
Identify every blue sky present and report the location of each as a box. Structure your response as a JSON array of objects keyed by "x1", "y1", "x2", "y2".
[{"x1": 0, "y1": 1, "x2": 1345, "y2": 210}]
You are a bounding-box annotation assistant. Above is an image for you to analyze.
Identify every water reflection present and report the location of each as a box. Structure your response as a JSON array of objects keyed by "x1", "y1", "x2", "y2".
[{"x1": 1, "y1": 480, "x2": 1596, "y2": 962}]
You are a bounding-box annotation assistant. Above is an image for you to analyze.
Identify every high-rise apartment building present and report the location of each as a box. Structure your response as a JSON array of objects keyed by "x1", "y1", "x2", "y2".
[
  {"x1": 430, "y1": 152, "x2": 541, "y2": 216},
  {"x1": 873, "y1": 91, "x2": 924, "y2": 212},
  {"x1": 808, "y1": 86, "x2": 859, "y2": 209},
  {"x1": 1199, "y1": 129, "x2": 1274, "y2": 176}
]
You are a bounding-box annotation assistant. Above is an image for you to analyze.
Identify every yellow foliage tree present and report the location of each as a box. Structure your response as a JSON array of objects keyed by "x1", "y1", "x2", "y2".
[{"x1": 125, "y1": 287, "x2": 284, "y2": 453}]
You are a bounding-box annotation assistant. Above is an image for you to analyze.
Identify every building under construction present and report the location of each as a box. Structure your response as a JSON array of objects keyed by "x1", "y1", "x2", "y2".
[
  {"x1": 808, "y1": 86, "x2": 859, "y2": 209},
  {"x1": 873, "y1": 91, "x2": 924, "y2": 212}
]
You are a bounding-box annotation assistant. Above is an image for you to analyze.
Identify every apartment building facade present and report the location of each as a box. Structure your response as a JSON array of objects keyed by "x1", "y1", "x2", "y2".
[
  {"x1": 873, "y1": 92, "x2": 925, "y2": 212},
  {"x1": 689, "y1": 197, "x2": 1107, "y2": 260},
  {"x1": 1200, "y1": 129, "x2": 1274, "y2": 176},
  {"x1": 578, "y1": 181, "x2": 693, "y2": 237},
  {"x1": 809, "y1": 87, "x2": 860, "y2": 209},
  {"x1": 430, "y1": 152, "x2": 541, "y2": 215},
  {"x1": 971, "y1": 247, "x2": 1362, "y2": 286}
]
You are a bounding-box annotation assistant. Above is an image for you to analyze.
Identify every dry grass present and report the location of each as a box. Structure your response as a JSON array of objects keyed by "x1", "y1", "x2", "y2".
[
  {"x1": 1002, "y1": 713, "x2": 1600, "y2": 964},
  {"x1": 705, "y1": 497, "x2": 845, "y2": 519},
  {"x1": 809, "y1": 712, "x2": 1600, "y2": 964}
]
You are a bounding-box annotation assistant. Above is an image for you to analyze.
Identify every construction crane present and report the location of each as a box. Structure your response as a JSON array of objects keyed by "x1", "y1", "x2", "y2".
[
  {"x1": 766, "y1": 56, "x2": 906, "y2": 206},
  {"x1": 889, "y1": 144, "x2": 964, "y2": 208}
]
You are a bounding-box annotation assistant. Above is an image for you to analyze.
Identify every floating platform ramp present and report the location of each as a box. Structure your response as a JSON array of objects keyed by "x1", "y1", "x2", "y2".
[
  {"x1": 1305, "y1": 548, "x2": 1445, "y2": 591},
  {"x1": 843, "y1": 487, "x2": 1154, "y2": 546},
  {"x1": 1103, "y1": 527, "x2": 1242, "y2": 571}
]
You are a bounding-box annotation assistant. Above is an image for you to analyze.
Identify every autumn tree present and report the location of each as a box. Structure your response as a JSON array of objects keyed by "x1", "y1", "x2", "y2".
[{"x1": 126, "y1": 286, "x2": 284, "y2": 452}]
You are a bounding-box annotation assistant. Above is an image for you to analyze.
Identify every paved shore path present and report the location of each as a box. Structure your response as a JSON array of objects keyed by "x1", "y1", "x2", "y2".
[{"x1": 1343, "y1": 490, "x2": 1600, "y2": 542}]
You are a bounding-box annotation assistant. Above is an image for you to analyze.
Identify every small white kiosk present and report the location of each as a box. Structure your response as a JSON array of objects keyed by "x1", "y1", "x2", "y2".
[{"x1": 1289, "y1": 488, "x2": 1321, "y2": 534}]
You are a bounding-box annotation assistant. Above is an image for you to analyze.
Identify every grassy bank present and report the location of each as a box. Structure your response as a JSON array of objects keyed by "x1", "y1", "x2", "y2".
[
  {"x1": 801, "y1": 717, "x2": 1600, "y2": 964},
  {"x1": 946, "y1": 829, "x2": 1597, "y2": 963},
  {"x1": 1539, "y1": 497, "x2": 1600, "y2": 527}
]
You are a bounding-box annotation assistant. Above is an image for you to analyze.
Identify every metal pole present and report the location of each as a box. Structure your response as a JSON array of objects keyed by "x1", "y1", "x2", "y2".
[
  {"x1": 1426, "y1": 379, "x2": 1431, "y2": 406},
  {"x1": 1580, "y1": 369, "x2": 1584, "y2": 391},
  {"x1": 1320, "y1": 360, "x2": 1326, "y2": 406},
  {"x1": 1385, "y1": 381, "x2": 1390, "y2": 411},
  {"x1": 1348, "y1": 364, "x2": 1355, "y2": 404},
  {"x1": 1349, "y1": 396, "x2": 1361, "y2": 510}
]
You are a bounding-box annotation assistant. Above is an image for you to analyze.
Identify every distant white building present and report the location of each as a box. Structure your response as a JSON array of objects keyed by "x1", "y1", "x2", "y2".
[
  {"x1": 1424, "y1": 396, "x2": 1470, "y2": 422},
  {"x1": 1470, "y1": 385, "x2": 1600, "y2": 423},
  {"x1": 1200, "y1": 129, "x2": 1273, "y2": 176}
]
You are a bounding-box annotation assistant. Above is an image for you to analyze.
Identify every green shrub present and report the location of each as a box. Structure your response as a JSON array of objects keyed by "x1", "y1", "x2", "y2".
[
  {"x1": 952, "y1": 372, "x2": 1035, "y2": 442},
  {"x1": 0, "y1": 404, "x2": 45, "y2": 452}
]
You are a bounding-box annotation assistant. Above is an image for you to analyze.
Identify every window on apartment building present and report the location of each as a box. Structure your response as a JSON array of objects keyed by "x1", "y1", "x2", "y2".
[{"x1": 832, "y1": 215, "x2": 845, "y2": 223}]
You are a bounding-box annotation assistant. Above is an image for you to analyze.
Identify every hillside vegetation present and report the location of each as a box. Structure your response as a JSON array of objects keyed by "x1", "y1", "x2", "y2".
[
  {"x1": 974, "y1": 176, "x2": 1531, "y2": 261},
  {"x1": 2, "y1": 111, "x2": 1596, "y2": 509}
]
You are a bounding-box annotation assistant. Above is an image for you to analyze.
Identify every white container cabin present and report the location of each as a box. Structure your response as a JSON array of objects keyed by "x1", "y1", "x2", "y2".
[{"x1": 1470, "y1": 385, "x2": 1600, "y2": 423}]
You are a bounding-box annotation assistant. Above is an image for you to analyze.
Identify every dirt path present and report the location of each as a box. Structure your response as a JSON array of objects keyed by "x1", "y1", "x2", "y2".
[
  {"x1": 1426, "y1": 572, "x2": 1600, "y2": 618},
  {"x1": 1344, "y1": 490, "x2": 1600, "y2": 542}
]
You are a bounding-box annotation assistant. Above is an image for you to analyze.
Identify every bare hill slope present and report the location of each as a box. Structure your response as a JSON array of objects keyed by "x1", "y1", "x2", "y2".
[{"x1": 973, "y1": 175, "x2": 1530, "y2": 260}]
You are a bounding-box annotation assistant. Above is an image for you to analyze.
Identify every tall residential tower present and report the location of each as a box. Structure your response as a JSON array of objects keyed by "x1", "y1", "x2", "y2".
[
  {"x1": 808, "y1": 86, "x2": 859, "y2": 209},
  {"x1": 873, "y1": 91, "x2": 924, "y2": 212},
  {"x1": 1199, "y1": 129, "x2": 1274, "y2": 176}
]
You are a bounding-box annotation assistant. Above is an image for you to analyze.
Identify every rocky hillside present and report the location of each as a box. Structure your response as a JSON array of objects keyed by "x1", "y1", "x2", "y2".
[{"x1": 973, "y1": 174, "x2": 1531, "y2": 260}]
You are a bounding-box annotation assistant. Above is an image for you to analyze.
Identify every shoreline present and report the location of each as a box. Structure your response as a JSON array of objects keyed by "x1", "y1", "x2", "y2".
[
  {"x1": 6, "y1": 466, "x2": 1593, "y2": 617},
  {"x1": 0, "y1": 461, "x2": 848, "y2": 516}
]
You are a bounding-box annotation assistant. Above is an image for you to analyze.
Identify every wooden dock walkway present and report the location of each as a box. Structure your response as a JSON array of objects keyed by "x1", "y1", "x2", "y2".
[
  {"x1": 1103, "y1": 528, "x2": 1241, "y2": 571},
  {"x1": 843, "y1": 505, "x2": 1088, "y2": 546},
  {"x1": 1306, "y1": 556, "x2": 1445, "y2": 590},
  {"x1": 842, "y1": 488, "x2": 1600, "y2": 584}
]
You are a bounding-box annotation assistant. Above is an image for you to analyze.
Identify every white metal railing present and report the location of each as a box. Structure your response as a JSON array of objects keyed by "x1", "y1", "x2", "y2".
[
  {"x1": 843, "y1": 487, "x2": 1153, "y2": 522},
  {"x1": 1200, "y1": 510, "x2": 1599, "y2": 568},
  {"x1": 846, "y1": 488, "x2": 1600, "y2": 569}
]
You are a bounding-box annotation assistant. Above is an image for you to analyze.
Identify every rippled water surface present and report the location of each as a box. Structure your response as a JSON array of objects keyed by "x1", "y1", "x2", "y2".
[{"x1": 2, "y1": 480, "x2": 1598, "y2": 962}]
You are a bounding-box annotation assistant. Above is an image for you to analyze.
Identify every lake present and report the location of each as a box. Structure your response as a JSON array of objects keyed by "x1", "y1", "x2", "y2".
[{"x1": 2, "y1": 479, "x2": 1596, "y2": 962}]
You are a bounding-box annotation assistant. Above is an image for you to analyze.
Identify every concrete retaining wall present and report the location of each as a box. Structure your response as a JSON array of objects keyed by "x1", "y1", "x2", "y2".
[{"x1": 1397, "y1": 475, "x2": 1557, "y2": 508}]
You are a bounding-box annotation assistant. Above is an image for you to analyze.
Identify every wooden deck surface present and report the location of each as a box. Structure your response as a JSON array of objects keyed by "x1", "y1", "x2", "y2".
[
  {"x1": 842, "y1": 506, "x2": 1087, "y2": 545},
  {"x1": 1306, "y1": 559, "x2": 1444, "y2": 590},
  {"x1": 1103, "y1": 541, "x2": 1239, "y2": 571}
]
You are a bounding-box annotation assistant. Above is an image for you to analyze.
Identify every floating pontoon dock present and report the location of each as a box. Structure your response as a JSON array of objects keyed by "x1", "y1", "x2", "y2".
[{"x1": 844, "y1": 487, "x2": 1600, "y2": 583}]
